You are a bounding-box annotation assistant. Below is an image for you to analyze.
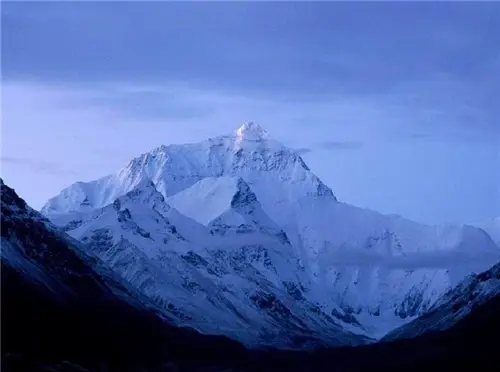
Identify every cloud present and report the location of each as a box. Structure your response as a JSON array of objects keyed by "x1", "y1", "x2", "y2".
[
  {"x1": 1, "y1": 156, "x2": 79, "y2": 176},
  {"x1": 4, "y1": 1, "x2": 500, "y2": 107},
  {"x1": 320, "y1": 140, "x2": 364, "y2": 150},
  {"x1": 294, "y1": 147, "x2": 313, "y2": 155},
  {"x1": 74, "y1": 85, "x2": 216, "y2": 121},
  {"x1": 293, "y1": 141, "x2": 363, "y2": 155}
]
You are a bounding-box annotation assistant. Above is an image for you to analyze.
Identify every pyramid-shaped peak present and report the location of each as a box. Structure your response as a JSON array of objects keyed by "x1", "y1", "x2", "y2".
[
  {"x1": 122, "y1": 178, "x2": 164, "y2": 204},
  {"x1": 166, "y1": 176, "x2": 260, "y2": 226},
  {"x1": 231, "y1": 177, "x2": 258, "y2": 209},
  {"x1": 235, "y1": 122, "x2": 270, "y2": 141}
]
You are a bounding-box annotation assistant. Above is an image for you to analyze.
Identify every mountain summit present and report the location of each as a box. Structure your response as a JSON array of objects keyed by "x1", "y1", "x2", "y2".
[
  {"x1": 41, "y1": 123, "x2": 335, "y2": 223},
  {"x1": 235, "y1": 122, "x2": 270, "y2": 141}
]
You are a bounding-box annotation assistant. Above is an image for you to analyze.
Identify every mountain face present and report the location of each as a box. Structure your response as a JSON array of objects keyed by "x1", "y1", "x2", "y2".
[
  {"x1": 58, "y1": 177, "x2": 368, "y2": 348},
  {"x1": 0, "y1": 178, "x2": 247, "y2": 371},
  {"x1": 41, "y1": 122, "x2": 500, "y2": 341},
  {"x1": 289, "y1": 197, "x2": 500, "y2": 336},
  {"x1": 382, "y1": 261, "x2": 500, "y2": 342}
]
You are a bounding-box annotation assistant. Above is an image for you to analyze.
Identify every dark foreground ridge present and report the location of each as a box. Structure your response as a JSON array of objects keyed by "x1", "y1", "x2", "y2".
[
  {"x1": 1, "y1": 178, "x2": 499, "y2": 371},
  {"x1": 3, "y1": 265, "x2": 499, "y2": 372},
  {"x1": 0, "y1": 178, "x2": 246, "y2": 371}
]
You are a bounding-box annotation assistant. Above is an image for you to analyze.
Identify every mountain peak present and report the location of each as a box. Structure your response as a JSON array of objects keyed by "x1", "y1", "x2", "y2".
[
  {"x1": 120, "y1": 178, "x2": 166, "y2": 208},
  {"x1": 166, "y1": 176, "x2": 287, "y2": 240},
  {"x1": 42, "y1": 121, "x2": 336, "y2": 219},
  {"x1": 230, "y1": 177, "x2": 258, "y2": 209},
  {"x1": 166, "y1": 177, "x2": 259, "y2": 226},
  {"x1": 235, "y1": 122, "x2": 270, "y2": 141}
]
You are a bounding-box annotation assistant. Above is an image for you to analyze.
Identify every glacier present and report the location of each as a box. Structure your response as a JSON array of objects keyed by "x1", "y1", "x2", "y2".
[{"x1": 41, "y1": 122, "x2": 500, "y2": 343}]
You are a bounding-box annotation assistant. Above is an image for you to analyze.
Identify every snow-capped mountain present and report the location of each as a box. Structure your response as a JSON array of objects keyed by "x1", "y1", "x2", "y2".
[
  {"x1": 59, "y1": 178, "x2": 369, "y2": 348},
  {"x1": 382, "y1": 261, "x2": 500, "y2": 341},
  {"x1": 42, "y1": 122, "x2": 334, "y2": 228},
  {"x1": 41, "y1": 122, "x2": 500, "y2": 341}
]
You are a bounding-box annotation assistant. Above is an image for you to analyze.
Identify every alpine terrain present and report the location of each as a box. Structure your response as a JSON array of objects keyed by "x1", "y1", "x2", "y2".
[
  {"x1": 41, "y1": 122, "x2": 500, "y2": 342},
  {"x1": 0, "y1": 178, "x2": 247, "y2": 371},
  {"x1": 3, "y1": 177, "x2": 500, "y2": 372}
]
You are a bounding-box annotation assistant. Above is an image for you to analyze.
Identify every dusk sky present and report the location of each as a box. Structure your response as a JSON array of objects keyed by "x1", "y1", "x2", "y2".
[{"x1": 1, "y1": 1, "x2": 499, "y2": 225}]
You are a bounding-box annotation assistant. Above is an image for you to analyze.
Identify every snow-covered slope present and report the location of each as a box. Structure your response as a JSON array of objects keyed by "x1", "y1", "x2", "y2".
[
  {"x1": 166, "y1": 176, "x2": 273, "y2": 227},
  {"x1": 383, "y1": 261, "x2": 500, "y2": 341},
  {"x1": 472, "y1": 217, "x2": 500, "y2": 247},
  {"x1": 167, "y1": 176, "x2": 305, "y2": 286},
  {"x1": 288, "y1": 196, "x2": 500, "y2": 336},
  {"x1": 167, "y1": 176, "x2": 289, "y2": 240},
  {"x1": 41, "y1": 122, "x2": 500, "y2": 340},
  {"x1": 59, "y1": 179, "x2": 368, "y2": 348}
]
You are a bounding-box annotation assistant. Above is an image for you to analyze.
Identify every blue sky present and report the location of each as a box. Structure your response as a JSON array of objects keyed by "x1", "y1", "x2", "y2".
[{"x1": 1, "y1": 1, "x2": 499, "y2": 224}]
